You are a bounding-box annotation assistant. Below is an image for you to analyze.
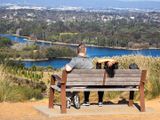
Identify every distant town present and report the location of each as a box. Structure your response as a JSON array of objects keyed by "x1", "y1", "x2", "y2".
[
  {"x1": 1, "y1": 4, "x2": 160, "y2": 48},
  {"x1": 1, "y1": 4, "x2": 160, "y2": 23}
]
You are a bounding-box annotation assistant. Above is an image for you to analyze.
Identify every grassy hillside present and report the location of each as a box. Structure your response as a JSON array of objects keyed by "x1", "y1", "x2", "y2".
[
  {"x1": 54, "y1": 55, "x2": 160, "y2": 102},
  {"x1": 0, "y1": 55, "x2": 160, "y2": 102},
  {"x1": 0, "y1": 65, "x2": 43, "y2": 102},
  {"x1": 93, "y1": 55, "x2": 160, "y2": 100}
]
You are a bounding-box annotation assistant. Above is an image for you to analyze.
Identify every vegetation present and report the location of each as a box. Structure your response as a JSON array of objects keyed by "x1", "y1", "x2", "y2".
[
  {"x1": 0, "y1": 65, "x2": 43, "y2": 102},
  {"x1": 46, "y1": 46, "x2": 76, "y2": 59},
  {"x1": 1, "y1": 18, "x2": 160, "y2": 48},
  {"x1": 54, "y1": 55, "x2": 160, "y2": 103},
  {"x1": 0, "y1": 36, "x2": 76, "y2": 60},
  {"x1": 0, "y1": 55, "x2": 160, "y2": 102},
  {"x1": 1, "y1": 6, "x2": 160, "y2": 48},
  {"x1": 93, "y1": 55, "x2": 160, "y2": 100},
  {"x1": 0, "y1": 9, "x2": 160, "y2": 102},
  {"x1": 0, "y1": 37, "x2": 12, "y2": 48},
  {"x1": 13, "y1": 45, "x2": 76, "y2": 59}
]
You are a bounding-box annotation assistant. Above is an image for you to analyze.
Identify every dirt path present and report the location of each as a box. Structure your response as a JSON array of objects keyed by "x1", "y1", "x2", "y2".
[{"x1": 0, "y1": 98, "x2": 160, "y2": 120}]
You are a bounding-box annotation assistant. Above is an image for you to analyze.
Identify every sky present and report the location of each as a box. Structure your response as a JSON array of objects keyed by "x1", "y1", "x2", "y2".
[
  {"x1": 1, "y1": 0, "x2": 160, "y2": 1},
  {"x1": 1, "y1": 0, "x2": 160, "y2": 4},
  {"x1": 1, "y1": 0, "x2": 160, "y2": 9},
  {"x1": 119, "y1": 0, "x2": 160, "y2": 2}
]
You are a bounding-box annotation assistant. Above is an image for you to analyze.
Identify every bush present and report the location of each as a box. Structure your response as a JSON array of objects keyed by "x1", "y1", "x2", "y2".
[
  {"x1": 0, "y1": 66, "x2": 23, "y2": 102},
  {"x1": 146, "y1": 62, "x2": 160, "y2": 99},
  {"x1": 0, "y1": 66, "x2": 43, "y2": 102},
  {"x1": 0, "y1": 79, "x2": 24, "y2": 102},
  {"x1": 0, "y1": 37, "x2": 12, "y2": 48},
  {"x1": 46, "y1": 46, "x2": 76, "y2": 59},
  {"x1": 15, "y1": 86, "x2": 43, "y2": 100}
]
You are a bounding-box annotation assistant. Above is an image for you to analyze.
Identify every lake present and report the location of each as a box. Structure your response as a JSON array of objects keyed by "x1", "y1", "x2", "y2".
[{"x1": 1, "y1": 34, "x2": 160, "y2": 69}]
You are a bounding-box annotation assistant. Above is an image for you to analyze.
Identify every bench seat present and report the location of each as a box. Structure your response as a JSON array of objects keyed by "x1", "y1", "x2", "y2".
[{"x1": 51, "y1": 85, "x2": 139, "y2": 92}]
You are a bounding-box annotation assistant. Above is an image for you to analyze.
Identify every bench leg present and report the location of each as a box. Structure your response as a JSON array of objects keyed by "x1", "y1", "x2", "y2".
[
  {"x1": 61, "y1": 84, "x2": 66, "y2": 113},
  {"x1": 140, "y1": 82, "x2": 145, "y2": 112},
  {"x1": 49, "y1": 87, "x2": 55, "y2": 108},
  {"x1": 128, "y1": 91, "x2": 134, "y2": 107},
  {"x1": 49, "y1": 75, "x2": 56, "y2": 109}
]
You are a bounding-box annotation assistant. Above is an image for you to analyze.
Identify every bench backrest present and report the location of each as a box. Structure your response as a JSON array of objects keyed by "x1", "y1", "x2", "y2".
[
  {"x1": 63, "y1": 69, "x2": 146, "y2": 87},
  {"x1": 66, "y1": 69, "x2": 105, "y2": 86},
  {"x1": 105, "y1": 69, "x2": 142, "y2": 86}
]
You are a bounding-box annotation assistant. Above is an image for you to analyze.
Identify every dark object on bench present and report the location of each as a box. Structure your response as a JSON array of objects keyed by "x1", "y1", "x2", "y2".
[
  {"x1": 104, "y1": 62, "x2": 118, "y2": 77},
  {"x1": 129, "y1": 63, "x2": 139, "y2": 69},
  {"x1": 49, "y1": 69, "x2": 147, "y2": 113}
]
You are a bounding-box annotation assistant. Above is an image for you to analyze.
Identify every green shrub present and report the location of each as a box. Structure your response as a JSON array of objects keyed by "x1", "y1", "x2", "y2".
[
  {"x1": 15, "y1": 86, "x2": 43, "y2": 100},
  {"x1": 0, "y1": 37, "x2": 12, "y2": 48},
  {"x1": 0, "y1": 66, "x2": 43, "y2": 102},
  {"x1": 0, "y1": 79, "x2": 24, "y2": 102},
  {"x1": 0, "y1": 80, "x2": 43, "y2": 102},
  {"x1": 46, "y1": 46, "x2": 76, "y2": 59},
  {"x1": 146, "y1": 75, "x2": 160, "y2": 99}
]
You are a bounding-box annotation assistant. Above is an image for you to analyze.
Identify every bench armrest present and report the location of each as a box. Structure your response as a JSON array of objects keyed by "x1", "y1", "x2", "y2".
[
  {"x1": 51, "y1": 75, "x2": 61, "y2": 82},
  {"x1": 51, "y1": 75, "x2": 62, "y2": 86}
]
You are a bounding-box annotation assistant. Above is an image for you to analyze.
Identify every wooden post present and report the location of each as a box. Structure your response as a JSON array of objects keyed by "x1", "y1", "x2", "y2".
[
  {"x1": 128, "y1": 91, "x2": 134, "y2": 107},
  {"x1": 61, "y1": 70, "x2": 67, "y2": 113},
  {"x1": 49, "y1": 75, "x2": 55, "y2": 108},
  {"x1": 140, "y1": 70, "x2": 147, "y2": 112}
]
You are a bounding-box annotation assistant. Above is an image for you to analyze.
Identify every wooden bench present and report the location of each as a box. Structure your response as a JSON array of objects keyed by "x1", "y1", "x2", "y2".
[{"x1": 49, "y1": 69, "x2": 147, "y2": 113}]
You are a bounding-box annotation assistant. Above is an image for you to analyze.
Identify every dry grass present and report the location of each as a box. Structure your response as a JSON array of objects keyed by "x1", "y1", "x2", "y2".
[
  {"x1": 94, "y1": 55, "x2": 160, "y2": 99},
  {"x1": 52, "y1": 55, "x2": 160, "y2": 102},
  {"x1": 0, "y1": 65, "x2": 43, "y2": 102},
  {"x1": 1, "y1": 55, "x2": 160, "y2": 102},
  {"x1": 0, "y1": 65, "x2": 22, "y2": 102},
  {"x1": 25, "y1": 55, "x2": 160, "y2": 100}
]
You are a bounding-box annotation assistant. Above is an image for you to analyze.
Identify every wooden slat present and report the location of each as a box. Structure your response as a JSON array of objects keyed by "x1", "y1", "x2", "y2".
[
  {"x1": 66, "y1": 82, "x2": 103, "y2": 86},
  {"x1": 51, "y1": 85, "x2": 61, "y2": 91},
  {"x1": 70, "y1": 69, "x2": 141, "y2": 73},
  {"x1": 66, "y1": 82, "x2": 139, "y2": 86},
  {"x1": 67, "y1": 78, "x2": 140, "y2": 83},
  {"x1": 67, "y1": 73, "x2": 141, "y2": 79},
  {"x1": 69, "y1": 69, "x2": 141, "y2": 75},
  {"x1": 67, "y1": 74, "x2": 104, "y2": 78},
  {"x1": 69, "y1": 69, "x2": 105, "y2": 74},
  {"x1": 51, "y1": 85, "x2": 139, "y2": 92},
  {"x1": 114, "y1": 69, "x2": 141, "y2": 74},
  {"x1": 106, "y1": 77, "x2": 141, "y2": 82},
  {"x1": 113, "y1": 74, "x2": 141, "y2": 77},
  {"x1": 67, "y1": 78, "x2": 103, "y2": 82},
  {"x1": 67, "y1": 77, "x2": 140, "y2": 82},
  {"x1": 65, "y1": 88, "x2": 139, "y2": 92},
  {"x1": 66, "y1": 80, "x2": 140, "y2": 83},
  {"x1": 105, "y1": 82, "x2": 140, "y2": 86}
]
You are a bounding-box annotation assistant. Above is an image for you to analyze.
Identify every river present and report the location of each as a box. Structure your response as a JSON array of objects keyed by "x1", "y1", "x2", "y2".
[{"x1": 1, "y1": 34, "x2": 160, "y2": 69}]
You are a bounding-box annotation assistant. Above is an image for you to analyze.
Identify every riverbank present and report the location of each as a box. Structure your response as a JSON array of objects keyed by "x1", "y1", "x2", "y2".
[
  {"x1": 9, "y1": 58, "x2": 49, "y2": 62},
  {"x1": 12, "y1": 34, "x2": 160, "y2": 50},
  {"x1": 9, "y1": 57, "x2": 71, "y2": 62}
]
